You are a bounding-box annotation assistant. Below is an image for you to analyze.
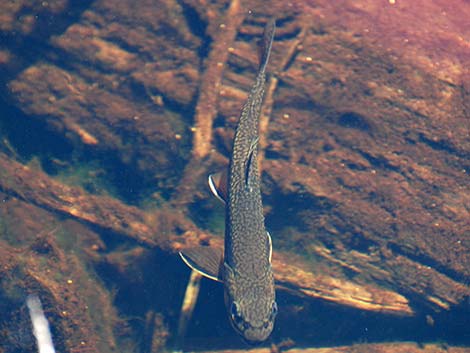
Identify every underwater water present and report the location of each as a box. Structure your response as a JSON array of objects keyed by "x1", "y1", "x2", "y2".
[{"x1": 0, "y1": 0, "x2": 469, "y2": 352}]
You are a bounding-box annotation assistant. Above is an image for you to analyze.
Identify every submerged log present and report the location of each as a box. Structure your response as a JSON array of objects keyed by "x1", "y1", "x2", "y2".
[
  {"x1": 207, "y1": 343, "x2": 470, "y2": 353},
  {"x1": 0, "y1": 151, "x2": 411, "y2": 315}
]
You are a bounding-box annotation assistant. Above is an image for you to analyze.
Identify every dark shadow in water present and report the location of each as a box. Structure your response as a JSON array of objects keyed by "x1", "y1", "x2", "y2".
[
  {"x1": 179, "y1": 0, "x2": 211, "y2": 61},
  {"x1": 181, "y1": 284, "x2": 470, "y2": 350},
  {"x1": 337, "y1": 111, "x2": 373, "y2": 132},
  {"x1": 0, "y1": 99, "x2": 74, "y2": 174},
  {"x1": 94, "y1": 245, "x2": 190, "y2": 351},
  {"x1": 82, "y1": 224, "x2": 470, "y2": 351},
  {"x1": 264, "y1": 187, "x2": 335, "y2": 234},
  {"x1": 0, "y1": 1, "x2": 95, "y2": 83},
  {"x1": 0, "y1": 97, "x2": 163, "y2": 205}
]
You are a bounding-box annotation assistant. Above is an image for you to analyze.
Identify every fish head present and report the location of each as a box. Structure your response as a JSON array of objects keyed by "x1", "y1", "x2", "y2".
[{"x1": 223, "y1": 263, "x2": 277, "y2": 343}]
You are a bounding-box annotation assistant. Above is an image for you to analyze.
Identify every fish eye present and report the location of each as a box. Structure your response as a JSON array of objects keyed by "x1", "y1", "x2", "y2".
[
  {"x1": 271, "y1": 302, "x2": 278, "y2": 317},
  {"x1": 230, "y1": 302, "x2": 243, "y2": 325}
]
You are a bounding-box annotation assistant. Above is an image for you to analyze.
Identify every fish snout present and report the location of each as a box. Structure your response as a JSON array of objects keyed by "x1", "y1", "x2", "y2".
[
  {"x1": 229, "y1": 300, "x2": 277, "y2": 344},
  {"x1": 241, "y1": 323, "x2": 275, "y2": 344}
]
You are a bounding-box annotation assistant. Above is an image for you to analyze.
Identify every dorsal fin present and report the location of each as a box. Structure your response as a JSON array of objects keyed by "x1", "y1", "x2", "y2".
[
  {"x1": 267, "y1": 231, "x2": 273, "y2": 263},
  {"x1": 244, "y1": 136, "x2": 259, "y2": 190}
]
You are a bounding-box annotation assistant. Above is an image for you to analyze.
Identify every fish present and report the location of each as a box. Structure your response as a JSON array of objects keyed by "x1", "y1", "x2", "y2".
[{"x1": 179, "y1": 18, "x2": 277, "y2": 344}]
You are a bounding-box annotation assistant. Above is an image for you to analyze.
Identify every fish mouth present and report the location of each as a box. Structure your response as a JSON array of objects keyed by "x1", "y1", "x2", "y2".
[
  {"x1": 240, "y1": 326, "x2": 273, "y2": 344},
  {"x1": 232, "y1": 320, "x2": 273, "y2": 344},
  {"x1": 227, "y1": 302, "x2": 275, "y2": 343}
]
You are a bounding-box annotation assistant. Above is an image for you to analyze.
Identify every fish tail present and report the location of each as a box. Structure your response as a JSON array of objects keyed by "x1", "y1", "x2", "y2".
[{"x1": 258, "y1": 18, "x2": 275, "y2": 73}]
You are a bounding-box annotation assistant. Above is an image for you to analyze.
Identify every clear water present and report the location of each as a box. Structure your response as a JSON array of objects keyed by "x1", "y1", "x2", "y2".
[{"x1": 0, "y1": 1, "x2": 469, "y2": 352}]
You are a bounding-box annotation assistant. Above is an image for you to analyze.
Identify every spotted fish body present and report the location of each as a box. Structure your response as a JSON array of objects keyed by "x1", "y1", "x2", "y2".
[
  {"x1": 223, "y1": 18, "x2": 276, "y2": 343},
  {"x1": 179, "y1": 19, "x2": 277, "y2": 343}
]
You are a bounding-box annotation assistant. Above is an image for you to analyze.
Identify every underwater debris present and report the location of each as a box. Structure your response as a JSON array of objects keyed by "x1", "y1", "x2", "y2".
[
  {"x1": 176, "y1": 270, "x2": 202, "y2": 349},
  {"x1": 26, "y1": 295, "x2": 56, "y2": 353}
]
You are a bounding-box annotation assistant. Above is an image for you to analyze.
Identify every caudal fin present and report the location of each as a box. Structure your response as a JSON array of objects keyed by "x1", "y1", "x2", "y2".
[{"x1": 258, "y1": 18, "x2": 276, "y2": 73}]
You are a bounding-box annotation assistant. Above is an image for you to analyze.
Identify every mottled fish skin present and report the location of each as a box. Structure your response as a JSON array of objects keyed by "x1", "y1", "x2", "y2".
[
  {"x1": 224, "y1": 18, "x2": 277, "y2": 343},
  {"x1": 178, "y1": 18, "x2": 277, "y2": 344}
]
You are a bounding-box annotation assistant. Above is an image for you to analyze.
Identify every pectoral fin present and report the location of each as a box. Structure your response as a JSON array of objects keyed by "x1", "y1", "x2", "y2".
[
  {"x1": 267, "y1": 231, "x2": 273, "y2": 263},
  {"x1": 179, "y1": 247, "x2": 224, "y2": 282},
  {"x1": 208, "y1": 170, "x2": 228, "y2": 203}
]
